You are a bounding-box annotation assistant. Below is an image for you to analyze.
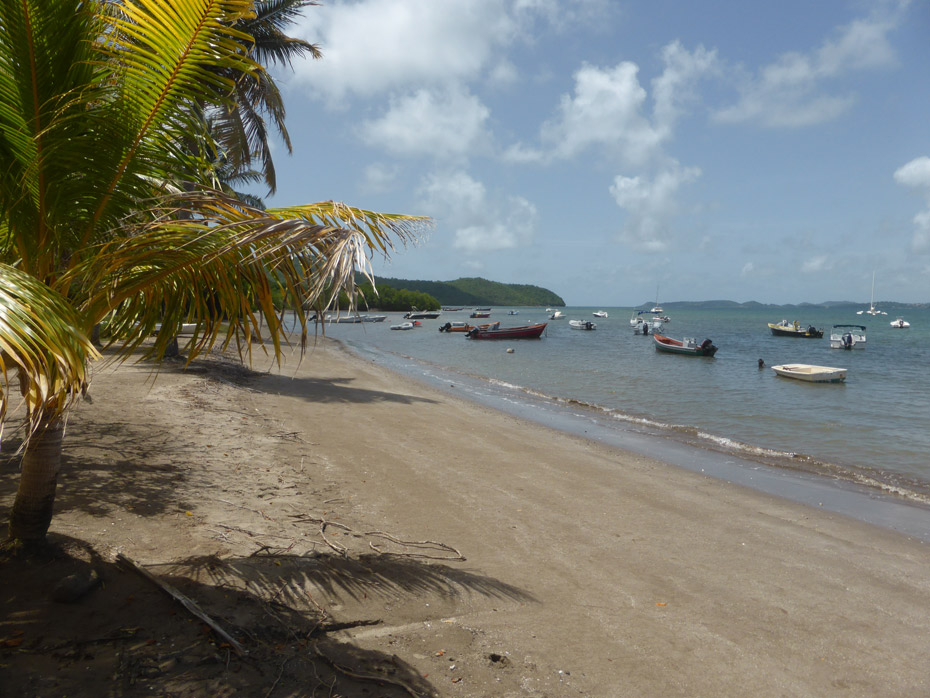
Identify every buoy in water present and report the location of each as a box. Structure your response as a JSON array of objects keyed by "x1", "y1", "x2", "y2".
[{"x1": 506, "y1": 348, "x2": 514, "y2": 353}]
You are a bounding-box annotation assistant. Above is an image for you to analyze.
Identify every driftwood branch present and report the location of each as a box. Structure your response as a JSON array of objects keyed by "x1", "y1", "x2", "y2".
[
  {"x1": 116, "y1": 553, "x2": 247, "y2": 656},
  {"x1": 365, "y1": 532, "x2": 466, "y2": 561}
]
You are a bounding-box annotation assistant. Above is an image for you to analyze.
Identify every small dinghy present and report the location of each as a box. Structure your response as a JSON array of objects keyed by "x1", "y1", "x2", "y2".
[{"x1": 771, "y1": 364, "x2": 847, "y2": 383}]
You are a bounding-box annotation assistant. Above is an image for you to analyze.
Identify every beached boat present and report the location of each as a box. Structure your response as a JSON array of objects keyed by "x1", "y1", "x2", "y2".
[
  {"x1": 653, "y1": 333, "x2": 717, "y2": 357},
  {"x1": 439, "y1": 321, "x2": 500, "y2": 333},
  {"x1": 569, "y1": 320, "x2": 597, "y2": 330},
  {"x1": 470, "y1": 310, "x2": 491, "y2": 318},
  {"x1": 771, "y1": 364, "x2": 847, "y2": 383},
  {"x1": 466, "y1": 323, "x2": 547, "y2": 339},
  {"x1": 549, "y1": 310, "x2": 564, "y2": 319},
  {"x1": 890, "y1": 317, "x2": 910, "y2": 329},
  {"x1": 593, "y1": 311, "x2": 608, "y2": 318},
  {"x1": 404, "y1": 308, "x2": 441, "y2": 319},
  {"x1": 154, "y1": 323, "x2": 198, "y2": 335},
  {"x1": 830, "y1": 324, "x2": 867, "y2": 350},
  {"x1": 767, "y1": 319, "x2": 824, "y2": 338}
]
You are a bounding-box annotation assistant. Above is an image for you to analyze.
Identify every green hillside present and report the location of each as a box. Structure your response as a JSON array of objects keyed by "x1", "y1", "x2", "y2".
[{"x1": 371, "y1": 276, "x2": 564, "y2": 307}]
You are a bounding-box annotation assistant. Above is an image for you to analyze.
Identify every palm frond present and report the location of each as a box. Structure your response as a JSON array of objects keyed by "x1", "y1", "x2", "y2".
[
  {"x1": 0, "y1": 264, "x2": 98, "y2": 432},
  {"x1": 66, "y1": 189, "x2": 429, "y2": 364}
]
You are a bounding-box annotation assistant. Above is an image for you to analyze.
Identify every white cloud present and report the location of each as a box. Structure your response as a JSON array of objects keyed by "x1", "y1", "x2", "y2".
[
  {"x1": 358, "y1": 87, "x2": 491, "y2": 159},
  {"x1": 361, "y1": 162, "x2": 400, "y2": 193},
  {"x1": 508, "y1": 62, "x2": 659, "y2": 165},
  {"x1": 715, "y1": 13, "x2": 899, "y2": 127},
  {"x1": 507, "y1": 42, "x2": 716, "y2": 165},
  {"x1": 740, "y1": 262, "x2": 755, "y2": 277},
  {"x1": 418, "y1": 170, "x2": 537, "y2": 253},
  {"x1": 291, "y1": 0, "x2": 520, "y2": 105},
  {"x1": 610, "y1": 161, "x2": 701, "y2": 252},
  {"x1": 894, "y1": 156, "x2": 930, "y2": 188},
  {"x1": 895, "y1": 156, "x2": 930, "y2": 252},
  {"x1": 652, "y1": 42, "x2": 719, "y2": 134},
  {"x1": 801, "y1": 255, "x2": 832, "y2": 273}
]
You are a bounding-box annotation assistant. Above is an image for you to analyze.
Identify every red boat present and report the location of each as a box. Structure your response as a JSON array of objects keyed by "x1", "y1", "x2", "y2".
[{"x1": 466, "y1": 322, "x2": 547, "y2": 339}]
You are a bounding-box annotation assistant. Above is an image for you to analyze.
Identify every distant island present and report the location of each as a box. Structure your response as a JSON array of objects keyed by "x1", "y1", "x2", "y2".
[
  {"x1": 634, "y1": 300, "x2": 929, "y2": 310},
  {"x1": 371, "y1": 276, "x2": 565, "y2": 307}
]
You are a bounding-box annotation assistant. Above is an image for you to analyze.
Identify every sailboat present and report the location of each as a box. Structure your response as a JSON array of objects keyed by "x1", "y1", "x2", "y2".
[
  {"x1": 650, "y1": 284, "x2": 663, "y2": 313},
  {"x1": 857, "y1": 271, "x2": 887, "y2": 316}
]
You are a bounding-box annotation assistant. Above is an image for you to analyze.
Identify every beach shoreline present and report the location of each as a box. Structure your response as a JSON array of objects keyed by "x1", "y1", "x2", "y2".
[{"x1": 2, "y1": 338, "x2": 929, "y2": 696}]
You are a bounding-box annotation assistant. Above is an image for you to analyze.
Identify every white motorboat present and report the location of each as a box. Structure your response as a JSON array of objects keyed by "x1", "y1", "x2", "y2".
[
  {"x1": 549, "y1": 310, "x2": 565, "y2": 319},
  {"x1": 593, "y1": 311, "x2": 608, "y2": 318},
  {"x1": 829, "y1": 324, "x2": 867, "y2": 350},
  {"x1": 404, "y1": 308, "x2": 441, "y2": 319},
  {"x1": 890, "y1": 317, "x2": 910, "y2": 329},
  {"x1": 390, "y1": 321, "x2": 416, "y2": 330},
  {"x1": 569, "y1": 319, "x2": 597, "y2": 330},
  {"x1": 771, "y1": 364, "x2": 847, "y2": 383}
]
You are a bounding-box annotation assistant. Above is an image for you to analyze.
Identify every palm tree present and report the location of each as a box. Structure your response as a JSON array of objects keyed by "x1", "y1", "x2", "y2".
[
  {"x1": 0, "y1": 0, "x2": 428, "y2": 548},
  {"x1": 211, "y1": 0, "x2": 323, "y2": 194}
]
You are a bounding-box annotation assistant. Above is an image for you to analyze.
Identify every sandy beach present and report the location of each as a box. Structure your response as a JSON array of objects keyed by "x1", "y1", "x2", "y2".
[{"x1": 2, "y1": 338, "x2": 929, "y2": 697}]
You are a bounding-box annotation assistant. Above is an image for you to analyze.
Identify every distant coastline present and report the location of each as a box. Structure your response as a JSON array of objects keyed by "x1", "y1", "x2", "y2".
[{"x1": 630, "y1": 299, "x2": 929, "y2": 310}]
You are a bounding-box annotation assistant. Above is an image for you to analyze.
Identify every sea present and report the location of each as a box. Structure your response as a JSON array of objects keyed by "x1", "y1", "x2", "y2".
[{"x1": 300, "y1": 305, "x2": 930, "y2": 540}]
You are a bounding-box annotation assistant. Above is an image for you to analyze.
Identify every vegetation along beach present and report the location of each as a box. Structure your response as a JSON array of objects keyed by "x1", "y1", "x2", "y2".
[{"x1": 3, "y1": 1, "x2": 929, "y2": 697}]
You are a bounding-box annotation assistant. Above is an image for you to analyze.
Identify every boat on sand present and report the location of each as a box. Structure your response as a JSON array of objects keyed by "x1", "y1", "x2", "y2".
[{"x1": 771, "y1": 364, "x2": 847, "y2": 383}]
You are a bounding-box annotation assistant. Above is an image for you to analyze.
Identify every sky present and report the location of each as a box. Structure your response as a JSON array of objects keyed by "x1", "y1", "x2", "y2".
[{"x1": 262, "y1": 0, "x2": 930, "y2": 306}]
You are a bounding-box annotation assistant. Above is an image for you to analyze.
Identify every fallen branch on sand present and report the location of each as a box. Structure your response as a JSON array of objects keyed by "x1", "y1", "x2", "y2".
[
  {"x1": 365, "y1": 531, "x2": 465, "y2": 561},
  {"x1": 116, "y1": 553, "x2": 247, "y2": 656}
]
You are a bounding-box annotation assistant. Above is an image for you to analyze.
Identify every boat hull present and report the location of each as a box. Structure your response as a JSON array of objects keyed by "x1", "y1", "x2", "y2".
[
  {"x1": 771, "y1": 364, "x2": 847, "y2": 383},
  {"x1": 569, "y1": 320, "x2": 597, "y2": 330},
  {"x1": 768, "y1": 322, "x2": 823, "y2": 338},
  {"x1": 653, "y1": 333, "x2": 717, "y2": 356},
  {"x1": 829, "y1": 325, "x2": 867, "y2": 350},
  {"x1": 467, "y1": 323, "x2": 547, "y2": 339}
]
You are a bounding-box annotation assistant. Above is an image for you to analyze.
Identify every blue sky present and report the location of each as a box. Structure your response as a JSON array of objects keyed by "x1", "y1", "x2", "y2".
[{"x1": 264, "y1": 0, "x2": 930, "y2": 306}]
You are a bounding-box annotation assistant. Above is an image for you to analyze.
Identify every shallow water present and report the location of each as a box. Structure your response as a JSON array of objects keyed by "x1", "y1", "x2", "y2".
[{"x1": 303, "y1": 306, "x2": 930, "y2": 508}]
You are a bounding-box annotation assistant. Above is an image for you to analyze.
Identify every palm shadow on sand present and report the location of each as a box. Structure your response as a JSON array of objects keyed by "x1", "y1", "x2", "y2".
[{"x1": 0, "y1": 536, "x2": 535, "y2": 697}]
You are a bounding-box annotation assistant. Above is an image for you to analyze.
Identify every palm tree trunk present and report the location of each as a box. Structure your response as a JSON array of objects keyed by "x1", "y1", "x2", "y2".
[{"x1": 7, "y1": 414, "x2": 65, "y2": 546}]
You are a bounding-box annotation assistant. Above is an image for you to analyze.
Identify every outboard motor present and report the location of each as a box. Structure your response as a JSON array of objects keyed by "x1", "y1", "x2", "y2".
[
  {"x1": 643, "y1": 324, "x2": 649, "y2": 335},
  {"x1": 843, "y1": 333, "x2": 853, "y2": 350},
  {"x1": 439, "y1": 322, "x2": 451, "y2": 332}
]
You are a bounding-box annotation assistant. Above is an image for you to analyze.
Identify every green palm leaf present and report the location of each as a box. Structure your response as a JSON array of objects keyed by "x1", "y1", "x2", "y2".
[{"x1": 0, "y1": 264, "x2": 98, "y2": 430}]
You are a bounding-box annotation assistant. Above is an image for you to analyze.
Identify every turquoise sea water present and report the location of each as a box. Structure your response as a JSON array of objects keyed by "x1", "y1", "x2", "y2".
[{"x1": 306, "y1": 306, "x2": 930, "y2": 511}]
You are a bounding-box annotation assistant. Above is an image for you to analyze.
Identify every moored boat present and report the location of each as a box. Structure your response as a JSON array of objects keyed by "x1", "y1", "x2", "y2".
[
  {"x1": 549, "y1": 310, "x2": 564, "y2": 319},
  {"x1": 593, "y1": 311, "x2": 608, "y2": 318},
  {"x1": 767, "y1": 319, "x2": 824, "y2": 338},
  {"x1": 569, "y1": 320, "x2": 597, "y2": 330},
  {"x1": 390, "y1": 321, "x2": 416, "y2": 330},
  {"x1": 404, "y1": 309, "x2": 441, "y2": 319},
  {"x1": 653, "y1": 333, "x2": 717, "y2": 357},
  {"x1": 439, "y1": 321, "x2": 500, "y2": 333},
  {"x1": 466, "y1": 322, "x2": 547, "y2": 339},
  {"x1": 771, "y1": 364, "x2": 847, "y2": 383},
  {"x1": 890, "y1": 317, "x2": 910, "y2": 329},
  {"x1": 470, "y1": 310, "x2": 491, "y2": 318},
  {"x1": 829, "y1": 324, "x2": 867, "y2": 350}
]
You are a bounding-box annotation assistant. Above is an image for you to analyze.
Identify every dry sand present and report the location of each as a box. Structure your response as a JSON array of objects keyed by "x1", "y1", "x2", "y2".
[{"x1": 2, "y1": 338, "x2": 929, "y2": 697}]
